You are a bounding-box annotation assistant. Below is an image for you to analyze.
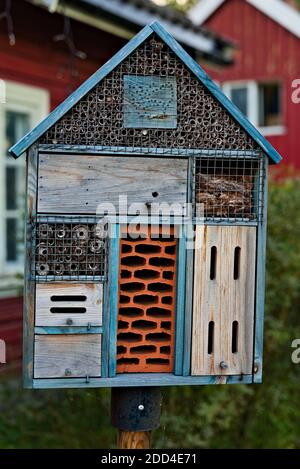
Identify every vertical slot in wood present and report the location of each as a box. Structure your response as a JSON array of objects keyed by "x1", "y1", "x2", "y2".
[
  {"x1": 208, "y1": 321, "x2": 214, "y2": 355},
  {"x1": 233, "y1": 246, "x2": 241, "y2": 280},
  {"x1": 232, "y1": 321, "x2": 239, "y2": 353},
  {"x1": 210, "y1": 246, "x2": 217, "y2": 280}
]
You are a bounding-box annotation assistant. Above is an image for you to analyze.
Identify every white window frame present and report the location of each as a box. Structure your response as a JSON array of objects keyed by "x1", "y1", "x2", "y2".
[
  {"x1": 222, "y1": 80, "x2": 286, "y2": 137},
  {"x1": 0, "y1": 80, "x2": 49, "y2": 296}
]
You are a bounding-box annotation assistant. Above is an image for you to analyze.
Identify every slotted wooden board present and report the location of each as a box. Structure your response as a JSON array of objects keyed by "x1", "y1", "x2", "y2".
[
  {"x1": 34, "y1": 334, "x2": 101, "y2": 378},
  {"x1": 35, "y1": 283, "x2": 103, "y2": 327},
  {"x1": 191, "y1": 226, "x2": 256, "y2": 376}
]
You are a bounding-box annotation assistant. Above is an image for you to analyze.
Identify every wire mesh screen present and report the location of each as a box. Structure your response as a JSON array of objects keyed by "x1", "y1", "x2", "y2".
[
  {"x1": 32, "y1": 217, "x2": 108, "y2": 281},
  {"x1": 193, "y1": 154, "x2": 264, "y2": 222},
  {"x1": 41, "y1": 33, "x2": 258, "y2": 152}
]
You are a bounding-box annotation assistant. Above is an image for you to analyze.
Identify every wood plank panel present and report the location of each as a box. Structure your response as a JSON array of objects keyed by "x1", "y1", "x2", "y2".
[
  {"x1": 34, "y1": 334, "x2": 101, "y2": 378},
  {"x1": 37, "y1": 154, "x2": 187, "y2": 215},
  {"x1": 35, "y1": 283, "x2": 103, "y2": 327},
  {"x1": 191, "y1": 226, "x2": 256, "y2": 376}
]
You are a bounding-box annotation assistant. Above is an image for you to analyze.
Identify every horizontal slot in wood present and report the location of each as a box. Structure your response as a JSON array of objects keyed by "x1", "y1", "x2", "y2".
[
  {"x1": 50, "y1": 295, "x2": 87, "y2": 302},
  {"x1": 50, "y1": 307, "x2": 86, "y2": 314}
]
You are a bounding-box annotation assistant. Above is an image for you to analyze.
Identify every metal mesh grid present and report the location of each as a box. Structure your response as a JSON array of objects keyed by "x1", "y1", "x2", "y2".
[
  {"x1": 32, "y1": 217, "x2": 108, "y2": 281},
  {"x1": 193, "y1": 153, "x2": 264, "y2": 222},
  {"x1": 41, "y1": 34, "x2": 258, "y2": 152}
]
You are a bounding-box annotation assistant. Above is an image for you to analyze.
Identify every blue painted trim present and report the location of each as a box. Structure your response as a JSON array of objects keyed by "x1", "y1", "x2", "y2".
[
  {"x1": 193, "y1": 219, "x2": 258, "y2": 226},
  {"x1": 150, "y1": 22, "x2": 282, "y2": 164},
  {"x1": 10, "y1": 22, "x2": 282, "y2": 164},
  {"x1": 183, "y1": 225, "x2": 194, "y2": 376},
  {"x1": 38, "y1": 144, "x2": 262, "y2": 158},
  {"x1": 108, "y1": 224, "x2": 120, "y2": 377},
  {"x1": 253, "y1": 159, "x2": 268, "y2": 383},
  {"x1": 23, "y1": 145, "x2": 38, "y2": 389},
  {"x1": 174, "y1": 225, "x2": 186, "y2": 376},
  {"x1": 32, "y1": 373, "x2": 253, "y2": 389},
  {"x1": 35, "y1": 276, "x2": 105, "y2": 283},
  {"x1": 9, "y1": 25, "x2": 153, "y2": 159},
  {"x1": 35, "y1": 326, "x2": 103, "y2": 335}
]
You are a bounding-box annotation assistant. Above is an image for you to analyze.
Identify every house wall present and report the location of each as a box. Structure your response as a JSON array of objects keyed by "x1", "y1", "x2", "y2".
[
  {"x1": 0, "y1": 0, "x2": 125, "y2": 377},
  {"x1": 202, "y1": 0, "x2": 300, "y2": 168}
]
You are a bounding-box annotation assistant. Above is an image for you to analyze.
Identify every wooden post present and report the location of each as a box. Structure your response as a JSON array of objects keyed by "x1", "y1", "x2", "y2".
[
  {"x1": 117, "y1": 430, "x2": 151, "y2": 450},
  {"x1": 111, "y1": 387, "x2": 161, "y2": 450}
]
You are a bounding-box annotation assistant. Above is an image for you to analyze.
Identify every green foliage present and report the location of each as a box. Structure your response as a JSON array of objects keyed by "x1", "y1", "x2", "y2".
[{"x1": 1, "y1": 176, "x2": 300, "y2": 448}]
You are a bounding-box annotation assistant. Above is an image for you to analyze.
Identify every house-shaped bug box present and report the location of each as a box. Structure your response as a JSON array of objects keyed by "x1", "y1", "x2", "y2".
[{"x1": 9, "y1": 22, "x2": 282, "y2": 389}]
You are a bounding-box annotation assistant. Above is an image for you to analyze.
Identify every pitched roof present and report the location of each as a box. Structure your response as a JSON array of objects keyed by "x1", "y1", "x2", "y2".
[
  {"x1": 9, "y1": 21, "x2": 282, "y2": 163},
  {"x1": 189, "y1": 0, "x2": 300, "y2": 40},
  {"x1": 31, "y1": 0, "x2": 233, "y2": 63}
]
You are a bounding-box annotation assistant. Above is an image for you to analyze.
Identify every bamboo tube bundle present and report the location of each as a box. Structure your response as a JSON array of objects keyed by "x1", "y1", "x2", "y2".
[
  {"x1": 73, "y1": 225, "x2": 89, "y2": 242},
  {"x1": 55, "y1": 224, "x2": 69, "y2": 239},
  {"x1": 52, "y1": 263, "x2": 65, "y2": 276},
  {"x1": 66, "y1": 262, "x2": 79, "y2": 274},
  {"x1": 91, "y1": 223, "x2": 107, "y2": 239},
  {"x1": 89, "y1": 239, "x2": 105, "y2": 254},
  {"x1": 35, "y1": 222, "x2": 106, "y2": 277},
  {"x1": 38, "y1": 224, "x2": 53, "y2": 239},
  {"x1": 56, "y1": 244, "x2": 70, "y2": 256},
  {"x1": 36, "y1": 242, "x2": 52, "y2": 259},
  {"x1": 36, "y1": 262, "x2": 50, "y2": 276},
  {"x1": 87, "y1": 256, "x2": 100, "y2": 274},
  {"x1": 73, "y1": 245, "x2": 86, "y2": 259}
]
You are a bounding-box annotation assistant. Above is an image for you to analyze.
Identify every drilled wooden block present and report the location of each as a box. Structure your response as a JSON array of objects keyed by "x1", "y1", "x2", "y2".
[
  {"x1": 35, "y1": 283, "x2": 103, "y2": 327},
  {"x1": 191, "y1": 225, "x2": 256, "y2": 376},
  {"x1": 34, "y1": 334, "x2": 101, "y2": 378},
  {"x1": 117, "y1": 226, "x2": 177, "y2": 373}
]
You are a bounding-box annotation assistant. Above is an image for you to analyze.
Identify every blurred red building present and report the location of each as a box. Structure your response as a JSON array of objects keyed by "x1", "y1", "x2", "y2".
[
  {"x1": 190, "y1": 0, "x2": 300, "y2": 169},
  {"x1": 0, "y1": 0, "x2": 232, "y2": 376}
]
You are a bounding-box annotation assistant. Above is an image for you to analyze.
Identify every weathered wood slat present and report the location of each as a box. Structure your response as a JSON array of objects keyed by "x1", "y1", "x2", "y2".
[
  {"x1": 34, "y1": 334, "x2": 101, "y2": 378},
  {"x1": 37, "y1": 154, "x2": 188, "y2": 215},
  {"x1": 191, "y1": 225, "x2": 256, "y2": 376},
  {"x1": 32, "y1": 373, "x2": 253, "y2": 389},
  {"x1": 35, "y1": 283, "x2": 103, "y2": 327}
]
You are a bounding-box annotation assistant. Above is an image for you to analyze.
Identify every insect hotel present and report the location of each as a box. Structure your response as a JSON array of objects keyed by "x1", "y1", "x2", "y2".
[{"x1": 9, "y1": 22, "x2": 282, "y2": 389}]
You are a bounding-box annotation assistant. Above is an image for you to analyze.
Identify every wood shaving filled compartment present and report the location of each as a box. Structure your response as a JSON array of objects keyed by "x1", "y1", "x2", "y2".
[
  {"x1": 194, "y1": 157, "x2": 263, "y2": 221},
  {"x1": 117, "y1": 226, "x2": 177, "y2": 373}
]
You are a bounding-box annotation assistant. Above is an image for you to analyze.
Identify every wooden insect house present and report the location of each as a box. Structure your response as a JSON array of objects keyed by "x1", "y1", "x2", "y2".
[{"x1": 10, "y1": 22, "x2": 282, "y2": 389}]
